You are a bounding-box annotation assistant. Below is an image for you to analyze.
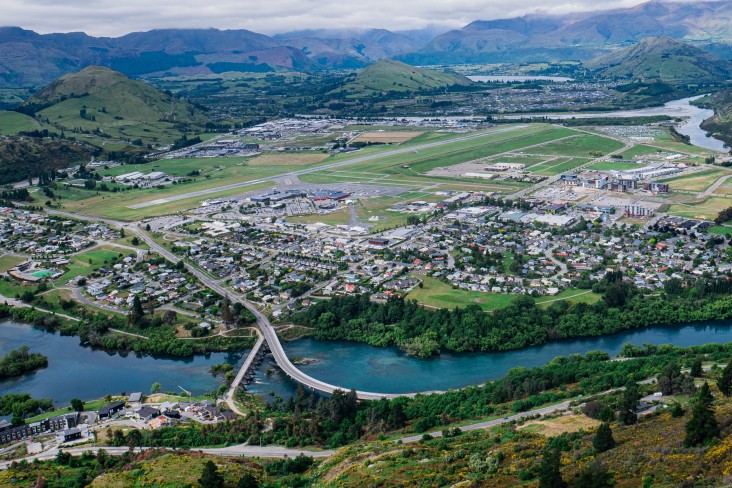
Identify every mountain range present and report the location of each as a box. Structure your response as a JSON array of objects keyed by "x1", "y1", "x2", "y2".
[{"x1": 2, "y1": 0, "x2": 732, "y2": 87}]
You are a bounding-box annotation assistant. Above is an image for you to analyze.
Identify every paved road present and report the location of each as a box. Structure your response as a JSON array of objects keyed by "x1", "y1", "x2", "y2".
[
  {"x1": 127, "y1": 126, "x2": 528, "y2": 209},
  {"x1": 0, "y1": 444, "x2": 333, "y2": 469},
  {"x1": 221, "y1": 333, "x2": 265, "y2": 415}
]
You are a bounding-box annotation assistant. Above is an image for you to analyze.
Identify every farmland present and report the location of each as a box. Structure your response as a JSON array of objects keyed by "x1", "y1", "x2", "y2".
[{"x1": 661, "y1": 168, "x2": 731, "y2": 192}]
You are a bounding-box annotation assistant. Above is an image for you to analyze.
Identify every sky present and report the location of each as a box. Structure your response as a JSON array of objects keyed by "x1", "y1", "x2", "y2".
[{"x1": 2, "y1": 0, "x2": 703, "y2": 37}]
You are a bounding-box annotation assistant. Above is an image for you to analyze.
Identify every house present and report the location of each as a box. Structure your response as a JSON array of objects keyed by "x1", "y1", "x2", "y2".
[
  {"x1": 137, "y1": 406, "x2": 161, "y2": 422},
  {"x1": 128, "y1": 392, "x2": 143, "y2": 407},
  {"x1": 57, "y1": 428, "x2": 83, "y2": 443},
  {"x1": 98, "y1": 401, "x2": 125, "y2": 420}
]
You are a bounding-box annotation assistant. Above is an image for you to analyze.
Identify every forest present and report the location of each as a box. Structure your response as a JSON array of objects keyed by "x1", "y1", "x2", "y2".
[
  {"x1": 292, "y1": 274, "x2": 732, "y2": 357},
  {"x1": 0, "y1": 345, "x2": 47, "y2": 379}
]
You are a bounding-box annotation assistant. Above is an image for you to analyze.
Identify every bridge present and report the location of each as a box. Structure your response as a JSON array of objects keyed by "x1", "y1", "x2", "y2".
[{"x1": 132, "y1": 225, "x2": 423, "y2": 400}]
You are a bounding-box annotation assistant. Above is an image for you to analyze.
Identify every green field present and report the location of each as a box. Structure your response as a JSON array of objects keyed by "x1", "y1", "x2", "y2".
[
  {"x1": 525, "y1": 133, "x2": 625, "y2": 157},
  {"x1": 528, "y1": 157, "x2": 591, "y2": 175},
  {"x1": 407, "y1": 276, "x2": 517, "y2": 311},
  {"x1": 535, "y1": 289, "x2": 601, "y2": 307},
  {"x1": 661, "y1": 168, "x2": 730, "y2": 192},
  {"x1": 667, "y1": 195, "x2": 731, "y2": 219},
  {"x1": 0, "y1": 255, "x2": 26, "y2": 272},
  {"x1": 0, "y1": 110, "x2": 44, "y2": 135}
]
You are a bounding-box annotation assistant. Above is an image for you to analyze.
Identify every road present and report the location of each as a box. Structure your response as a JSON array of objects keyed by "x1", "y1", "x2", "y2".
[
  {"x1": 0, "y1": 444, "x2": 333, "y2": 469},
  {"x1": 221, "y1": 332, "x2": 265, "y2": 415},
  {"x1": 130, "y1": 224, "x2": 425, "y2": 400},
  {"x1": 127, "y1": 125, "x2": 528, "y2": 209}
]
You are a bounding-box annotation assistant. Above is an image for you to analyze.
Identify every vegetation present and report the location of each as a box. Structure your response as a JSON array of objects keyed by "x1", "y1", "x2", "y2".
[
  {"x1": 293, "y1": 273, "x2": 732, "y2": 356},
  {"x1": 0, "y1": 345, "x2": 47, "y2": 379}
]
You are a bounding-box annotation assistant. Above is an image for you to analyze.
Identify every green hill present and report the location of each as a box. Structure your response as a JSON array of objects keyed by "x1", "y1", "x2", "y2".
[
  {"x1": 21, "y1": 66, "x2": 209, "y2": 147},
  {"x1": 584, "y1": 36, "x2": 732, "y2": 85},
  {"x1": 338, "y1": 60, "x2": 473, "y2": 94},
  {"x1": 0, "y1": 110, "x2": 44, "y2": 135},
  {"x1": 0, "y1": 135, "x2": 96, "y2": 184}
]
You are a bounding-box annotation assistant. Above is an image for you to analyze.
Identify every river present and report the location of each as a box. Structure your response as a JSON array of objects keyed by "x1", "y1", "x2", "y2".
[{"x1": 5, "y1": 320, "x2": 732, "y2": 404}]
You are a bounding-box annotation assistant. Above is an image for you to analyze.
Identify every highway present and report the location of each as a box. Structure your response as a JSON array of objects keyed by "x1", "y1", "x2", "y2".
[{"x1": 127, "y1": 125, "x2": 528, "y2": 209}]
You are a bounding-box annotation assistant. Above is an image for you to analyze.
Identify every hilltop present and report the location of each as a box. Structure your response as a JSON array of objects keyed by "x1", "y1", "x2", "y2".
[
  {"x1": 584, "y1": 36, "x2": 732, "y2": 84},
  {"x1": 337, "y1": 60, "x2": 472, "y2": 94},
  {"x1": 20, "y1": 66, "x2": 209, "y2": 146}
]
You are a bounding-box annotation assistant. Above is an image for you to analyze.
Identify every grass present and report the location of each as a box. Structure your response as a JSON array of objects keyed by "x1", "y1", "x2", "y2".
[
  {"x1": 24, "y1": 399, "x2": 108, "y2": 422},
  {"x1": 528, "y1": 157, "x2": 590, "y2": 176},
  {"x1": 0, "y1": 110, "x2": 44, "y2": 135},
  {"x1": 706, "y1": 224, "x2": 732, "y2": 236},
  {"x1": 0, "y1": 255, "x2": 25, "y2": 272},
  {"x1": 352, "y1": 131, "x2": 423, "y2": 143},
  {"x1": 406, "y1": 276, "x2": 517, "y2": 311},
  {"x1": 517, "y1": 414, "x2": 600, "y2": 436},
  {"x1": 667, "y1": 196, "x2": 731, "y2": 219},
  {"x1": 661, "y1": 168, "x2": 731, "y2": 192},
  {"x1": 247, "y1": 152, "x2": 329, "y2": 166},
  {"x1": 535, "y1": 289, "x2": 601, "y2": 307},
  {"x1": 526, "y1": 133, "x2": 625, "y2": 157}
]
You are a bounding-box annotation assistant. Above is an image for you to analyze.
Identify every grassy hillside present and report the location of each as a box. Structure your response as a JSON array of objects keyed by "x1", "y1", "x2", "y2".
[
  {"x1": 584, "y1": 36, "x2": 732, "y2": 85},
  {"x1": 0, "y1": 110, "x2": 43, "y2": 135},
  {"x1": 21, "y1": 66, "x2": 209, "y2": 147},
  {"x1": 338, "y1": 60, "x2": 473, "y2": 94}
]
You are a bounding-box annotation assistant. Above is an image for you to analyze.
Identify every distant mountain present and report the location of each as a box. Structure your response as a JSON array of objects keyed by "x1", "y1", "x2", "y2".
[
  {"x1": 336, "y1": 60, "x2": 472, "y2": 94},
  {"x1": 21, "y1": 66, "x2": 209, "y2": 145},
  {"x1": 401, "y1": 0, "x2": 732, "y2": 64},
  {"x1": 584, "y1": 36, "x2": 732, "y2": 84}
]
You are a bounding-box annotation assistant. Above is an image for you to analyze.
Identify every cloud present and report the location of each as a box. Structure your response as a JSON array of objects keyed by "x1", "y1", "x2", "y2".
[{"x1": 0, "y1": 0, "x2": 703, "y2": 37}]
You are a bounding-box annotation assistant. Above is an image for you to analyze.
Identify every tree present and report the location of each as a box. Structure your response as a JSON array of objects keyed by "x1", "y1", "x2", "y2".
[
  {"x1": 718, "y1": 361, "x2": 732, "y2": 396},
  {"x1": 689, "y1": 357, "x2": 704, "y2": 378},
  {"x1": 538, "y1": 448, "x2": 566, "y2": 488},
  {"x1": 199, "y1": 460, "x2": 224, "y2": 488},
  {"x1": 70, "y1": 398, "x2": 84, "y2": 412},
  {"x1": 119, "y1": 228, "x2": 125, "y2": 238},
  {"x1": 593, "y1": 423, "x2": 615, "y2": 453},
  {"x1": 572, "y1": 461, "x2": 614, "y2": 488},
  {"x1": 684, "y1": 382, "x2": 719, "y2": 447},
  {"x1": 619, "y1": 381, "x2": 641, "y2": 425},
  {"x1": 150, "y1": 382, "x2": 161, "y2": 395},
  {"x1": 163, "y1": 310, "x2": 178, "y2": 325},
  {"x1": 128, "y1": 295, "x2": 144, "y2": 326},
  {"x1": 238, "y1": 473, "x2": 259, "y2": 488}
]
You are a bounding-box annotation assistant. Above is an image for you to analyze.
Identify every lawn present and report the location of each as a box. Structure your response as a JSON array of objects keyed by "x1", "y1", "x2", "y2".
[
  {"x1": 24, "y1": 399, "x2": 108, "y2": 422},
  {"x1": 407, "y1": 276, "x2": 518, "y2": 311},
  {"x1": 661, "y1": 168, "x2": 730, "y2": 192},
  {"x1": 52, "y1": 247, "x2": 125, "y2": 285},
  {"x1": 353, "y1": 131, "x2": 423, "y2": 144},
  {"x1": 706, "y1": 224, "x2": 732, "y2": 236},
  {"x1": 247, "y1": 152, "x2": 329, "y2": 166}
]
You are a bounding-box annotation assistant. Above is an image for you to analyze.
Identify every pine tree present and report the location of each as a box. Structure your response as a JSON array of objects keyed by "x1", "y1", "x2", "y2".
[
  {"x1": 690, "y1": 357, "x2": 703, "y2": 377},
  {"x1": 592, "y1": 423, "x2": 615, "y2": 453},
  {"x1": 572, "y1": 461, "x2": 614, "y2": 488},
  {"x1": 198, "y1": 460, "x2": 224, "y2": 488},
  {"x1": 619, "y1": 381, "x2": 641, "y2": 425},
  {"x1": 684, "y1": 382, "x2": 719, "y2": 447},
  {"x1": 538, "y1": 448, "x2": 566, "y2": 488},
  {"x1": 128, "y1": 295, "x2": 144, "y2": 326},
  {"x1": 238, "y1": 472, "x2": 259, "y2": 488},
  {"x1": 718, "y1": 361, "x2": 732, "y2": 396}
]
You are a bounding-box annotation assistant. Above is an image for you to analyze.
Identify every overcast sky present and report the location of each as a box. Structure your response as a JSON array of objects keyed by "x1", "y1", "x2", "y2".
[{"x1": 2, "y1": 0, "x2": 701, "y2": 37}]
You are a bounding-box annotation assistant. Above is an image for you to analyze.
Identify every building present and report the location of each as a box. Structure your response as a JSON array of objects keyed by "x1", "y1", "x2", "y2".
[
  {"x1": 645, "y1": 182, "x2": 670, "y2": 193},
  {"x1": 624, "y1": 204, "x2": 655, "y2": 217},
  {"x1": 137, "y1": 406, "x2": 161, "y2": 421},
  {"x1": 58, "y1": 428, "x2": 83, "y2": 443},
  {"x1": 98, "y1": 401, "x2": 125, "y2": 420},
  {"x1": 368, "y1": 238, "x2": 390, "y2": 247},
  {"x1": 560, "y1": 173, "x2": 579, "y2": 186},
  {"x1": 0, "y1": 412, "x2": 80, "y2": 444},
  {"x1": 128, "y1": 392, "x2": 143, "y2": 407},
  {"x1": 311, "y1": 190, "x2": 351, "y2": 201},
  {"x1": 484, "y1": 162, "x2": 526, "y2": 171},
  {"x1": 580, "y1": 173, "x2": 608, "y2": 189}
]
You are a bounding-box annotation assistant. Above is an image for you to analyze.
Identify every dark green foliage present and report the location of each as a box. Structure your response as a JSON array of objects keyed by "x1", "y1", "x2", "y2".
[
  {"x1": 670, "y1": 402, "x2": 685, "y2": 418},
  {"x1": 0, "y1": 392, "x2": 53, "y2": 419},
  {"x1": 593, "y1": 423, "x2": 615, "y2": 453},
  {"x1": 198, "y1": 460, "x2": 224, "y2": 488},
  {"x1": 572, "y1": 461, "x2": 614, "y2": 488},
  {"x1": 690, "y1": 357, "x2": 704, "y2": 377},
  {"x1": 684, "y1": 382, "x2": 719, "y2": 447},
  {"x1": 538, "y1": 448, "x2": 566, "y2": 488},
  {"x1": 0, "y1": 345, "x2": 47, "y2": 379},
  {"x1": 718, "y1": 361, "x2": 732, "y2": 396},
  {"x1": 619, "y1": 382, "x2": 641, "y2": 426},
  {"x1": 70, "y1": 398, "x2": 84, "y2": 412},
  {"x1": 293, "y1": 278, "x2": 732, "y2": 355},
  {"x1": 238, "y1": 473, "x2": 259, "y2": 488}
]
